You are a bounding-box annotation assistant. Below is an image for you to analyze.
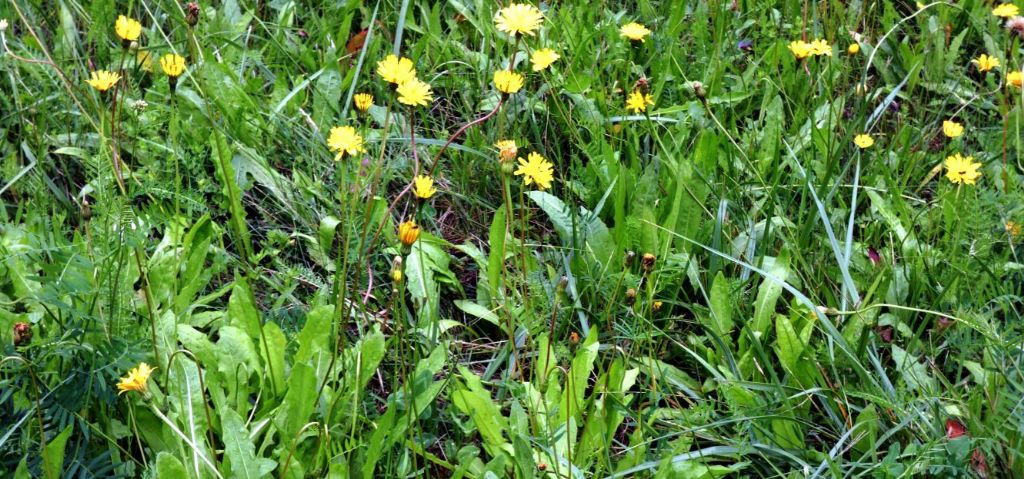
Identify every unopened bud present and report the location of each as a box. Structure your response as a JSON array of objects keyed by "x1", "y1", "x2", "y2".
[
  {"x1": 568, "y1": 331, "x2": 579, "y2": 345},
  {"x1": 641, "y1": 253, "x2": 656, "y2": 273},
  {"x1": 557, "y1": 275, "x2": 568, "y2": 292},
  {"x1": 82, "y1": 199, "x2": 92, "y2": 221},
  {"x1": 185, "y1": 2, "x2": 200, "y2": 27},
  {"x1": 623, "y1": 251, "x2": 636, "y2": 267},
  {"x1": 690, "y1": 81, "x2": 706, "y2": 99},
  {"x1": 13, "y1": 322, "x2": 31, "y2": 347},
  {"x1": 390, "y1": 256, "x2": 403, "y2": 283},
  {"x1": 625, "y1": 288, "x2": 637, "y2": 306}
]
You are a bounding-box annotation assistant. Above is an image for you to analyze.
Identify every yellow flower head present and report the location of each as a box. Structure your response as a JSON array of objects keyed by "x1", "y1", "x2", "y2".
[
  {"x1": 1006, "y1": 220, "x2": 1022, "y2": 238},
  {"x1": 942, "y1": 120, "x2": 964, "y2": 138},
  {"x1": 847, "y1": 43, "x2": 860, "y2": 55},
  {"x1": 530, "y1": 48, "x2": 560, "y2": 71},
  {"x1": 620, "y1": 22, "x2": 651, "y2": 42},
  {"x1": 398, "y1": 220, "x2": 421, "y2": 247},
  {"x1": 117, "y1": 362, "x2": 155, "y2": 395},
  {"x1": 413, "y1": 175, "x2": 437, "y2": 199},
  {"x1": 495, "y1": 140, "x2": 518, "y2": 161},
  {"x1": 788, "y1": 40, "x2": 813, "y2": 59},
  {"x1": 625, "y1": 89, "x2": 654, "y2": 113},
  {"x1": 396, "y1": 78, "x2": 433, "y2": 107},
  {"x1": 993, "y1": 3, "x2": 1020, "y2": 17},
  {"x1": 494, "y1": 3, "x2": 544, "y2": 37},
  {"x1": 494, "y1": 70, "x2": 524, "y2": 94},
  {"x1": 809, "y1": 39, "x2": 832, "y2": 56},
  {"x1": 115, "y1": 15, "x2": 142, "y2": 42},
  {"x1": 376, "y1": 54, "x2": 417, "y2": 85},
  {"x1": 1009, "y1": 71, "x2": 1024, "y2": 88},
  {"x1": 944, "y1": 153, "x2": 982, "y2": 185},
  {"x1": 327, "y1": 126, "x2": 366, "y2": 160},
  {"x1": 86, "y1": 70, "x2": 121, "y2": 92},
  {"x1": 354, "y1": 93, "x2": 374, "y2": 112},
  {"x1": 159, "y1": 53, "x2": 187, "y2": 78},
  {"x1": 514, "y1": 152, "x2": 555, "y2": 190},
  {"x1": 853, "y1": 134, "x2": 874, "y2": 149},
  {"x1": 972, "y1": 54, "x2": 1000, "y2": 72}
]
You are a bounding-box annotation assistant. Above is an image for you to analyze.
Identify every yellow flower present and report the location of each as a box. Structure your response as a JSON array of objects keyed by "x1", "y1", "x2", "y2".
[
  {"x1": 494, "y1": 70, "x2": 524, "y2": 94},
  {"x1": 514, "y1": 152, "x2": 555, "y2": 190},
  {"x1": 993, "y1": 3, "x2": 1020, "y2": 17},
  {"x1": 494, "y1": 3, "x2": 544, "y2": 37},
  {"x1": 396, "y1": 78, "x2": 433, "y2": 106},
  {"x1": 972, "y1": 54, "x2": 1000, "y2": 72},
  {"x1": 354, "y1": 93, "x2": 374, "y2": 112},
  {"x1": 853, "y1": 134, "x2": 874, "y2": 149},
  {"x1": 117, "y1": 362, "x2": 155, "y2": 395},
  {"x1": 848, "y1": 43, "x2": 860, "y2": 55},
  {"x1": 530, "y1": 48, "x2": 560, "y2": 71},
  {"x1": 327, "y1": 126, "x2": 366, "y2": 160},
  {"x1": 159, "y1": 53, "x2": 186, "y2": 78},
  {"x1": 495, "y1": 140, "x2": 518, "y2": 161},
  {"x1": 620, "y1": 22, "x2": 651, "y2": 42},
  {"x1": 944, "y1": 153, "x2": 982, "y2": 185},
  {"x1": 412, "y1": 175, "x2": 437, "y2": 199},
  {"x1": 625, "y1": 90, "x2": 654, "y2": 113},
  {"x1": 788, "y1": 40, "x2": 813, "y2": 59},
  {"x1": 1009, "y1": 71, "x2": 1024, "y2": 88},
  {"x1": 809, "y1": 39, "x2": 832, "y2": 56},
  {"x1": 398, "y1": 220, "x2": 421, "y2": 247},
  {"x1": 1006, "y1": 220, "x2": 1022, "y2": 238},
  {"x1": 86, "y1": 70, "x2": 121, "y2": 91},
  {"x1": 376, "y1": 54, "x2": 417, "y2": 85},
  {"x1": 942, "y1": 120, "x2": 964, "y2": 138},
  {"x1": 115, "y1": 15, "x2": 142, "y2": 42}
]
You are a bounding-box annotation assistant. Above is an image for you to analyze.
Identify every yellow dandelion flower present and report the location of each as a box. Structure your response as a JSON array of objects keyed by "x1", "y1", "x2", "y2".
[
  {"x1": 376, "y1": 54, "x2": 417, "y2": 85},
  {"x1": 848, "y1": 43, "x2": 860, "y2": 55},
  {"x1": 809, "y1": 39, "x2": 832, "y2": 56},
  {"x1": 494, "y1": 3, "x2": 544, "y2": 37},
  {"x1": 942, "y1": 120, "x2": 964, "y2": 138},
  {"x1": 412, "y1": 175, "x2": 437, "y2": 199},
  {"x1": 327, "y1": 126, "x2": 366, "y2": 160},
  {"x1": 625, "y1": 90, "x2": 654, "y2": 113},
  {"x1": 620, "y1": 22, "x2": 651, "y2": 42},
  {"x1": 354, "y1": 93, "x2": 374, "y2": 112},
  {"x1": 495, "y1": 140, "x2": 518, "y2": 161},
  {"x1": 788, "y1": 40, "x2": 813, "y2": 59},
  {"x1": 494, "y1": 70, "x2": 524, "y2": 94},
  {"x1": 398, "y1": 220, "x2": 421, "y2": 247},
  {"x1": 993, "y1": 3, "x2": 1020, "y2": 17},
  {"x1": 944, "y1": 153, "x2": 982, "y2": 185},
  {"x1": 159, "y1": 53, "x2": 186, "y2": 78},
  {"x1": 115, "y1": 15, "x2": 142, "y2": 42},
  {"x1": 1006, "y1": 220, "x2": 1022, "y2": 238},
  {"x1": 854, "y1": 134, "x2": 874, "y2": 149},
  {"x1": 117, "y1": 362, "x2": 155, "y2": 395},
  {"x1": 530, "y1": 48, "x2": 560, "y2": 71},
  {"x1": 396, "y1": 78, "x2": 433, "y2": 107},
  {"x1": 1009, "y1": 71, "x2": 1024, "y2": 88},
  {"x1": 972, "y1": 54, "x2": 1000, "y2": 72},
  {"x1": 513, "y1": 152, "x2": 555, "y2": 190},
  {"x1": 86, "y1": 70, "x2": 121, "y2": 92}
]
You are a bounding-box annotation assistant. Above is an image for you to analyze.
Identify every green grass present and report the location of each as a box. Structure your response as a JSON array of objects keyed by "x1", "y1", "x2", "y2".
[{"x1": 1, "y1": 0, "x2": 1023, "y2": 477}]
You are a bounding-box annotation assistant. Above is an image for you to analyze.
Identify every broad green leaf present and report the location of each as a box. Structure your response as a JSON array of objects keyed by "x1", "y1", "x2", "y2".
[
  {"x1": 891, "y1": 344, "x2": 938, "y2": 392},
  {"x1": 708, "y1": 272, "x2": 734, "y2": 337},
  {"x1": 775, "y1": 314, "x2": 803, "y2": 375},
  {"x1": 259, "y1": 322, "x2": 286, "y2": 398},
  {"x1": 227, "y1": 277, "x2": 262, "y2": 340},
  {"x1": 452, "y1": 366, "x2": 508, "y2": 451},
  {"x1": 156, "y1": 452, "x2": 189, "y2": 478},
  {"x1": 221, "y1": 408, "x2": 276, "y2": 479},
  {"x1": 528, "y1": 190, "x2": 617, "y2": 267},
  {"x1": 274, "y1": 362, "x2": 316, "y2": 442},
  {"x1": 753, "y1": 251, "x2": 789, "y2": 336},
  {"x1": 454, "y1": 300, "x2": 501, "y2": 327},
  {"x1": 42, "y1": 425, "x2": 72, "y2": 479}
]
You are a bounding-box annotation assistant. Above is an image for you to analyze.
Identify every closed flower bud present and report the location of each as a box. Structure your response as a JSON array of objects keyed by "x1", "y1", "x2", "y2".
[
  {"x1": 653, "y1": 300, "x2": 663, "y2": 312},
  {"x1": 13, "y1": 322, "x2": 31, "y2": 347},
  {"x1": 625, "y1": 288, "x2": 637, "y2": 306},
  {"x1": 568, "y1": 332, "x2": 579, "y2": 345},
  {"x1": 82, "y1": 198, "x2": 92, "y2": 221},
  {"x1": 690, "y1": 81, "x2": 706, "y2": 99},
  {"x1": 557, "y1": 275, "x2": 568, "y2": 293},
  {"x1": 623, "y1": 250, "x2": 636, "y2": 267},
  {"x1": 390, "y1": 256, "x2": 403, "y2": 283},
  {"x1": 185, "y1": 2, "x2": 200, "y2": 27},
  {"x1": 398, "y1": 220, "x2": 420, "y2": 247},
  {"x1": 641, "y1": 253, "x2": 656, "y2": 273}
]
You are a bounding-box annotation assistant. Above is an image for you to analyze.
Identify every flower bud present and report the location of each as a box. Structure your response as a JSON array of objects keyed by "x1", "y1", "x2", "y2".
[
  {"x1": 623, "y1": 250, "x2": 636, "y2": 267},
  {"x1": 641, "y1": 253, "x2": 656, "y2": 273},
  {"x1": 185, "y1": 2, "x2": 200, "y2": 27},
  {"x1": 690, "y1": 81, "x2": 706, "y2": 100},
  {"x1": 625, "y1": 288, "x2": 637, "y2": 306},
  {"x1": 13, "y1": 322, "x2": 31, "y2": 347},
  {"x1": 653, "y1": 300, "x2": 663, "y2": 312},
  {"x1": 557, "y1": 275, "x2": 568, "y2": 293},
  {"x1": 82, "y1": 198, "x2": 92, "y2": 221},
  {"x1": 398, "y1": 220, "x2": 420, "y2": 247},
  {"x1": 568, "y1": 331, "x2": 579, "y2": 345},
  {"x1": 390, "y1": 256, "x2": 403, "y2": 283}
]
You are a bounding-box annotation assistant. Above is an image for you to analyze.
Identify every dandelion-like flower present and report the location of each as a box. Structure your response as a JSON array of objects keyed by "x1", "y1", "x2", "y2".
[
  {"x1": 117, "y1": 362, "x2": 155, "y2": 395},
  {"x1": 494, "y1": 70, "x2": 524, "y2": 94},
  {"x1": 354, "y1": 93, "x2": 374, "y2": 112},
  {"x1": 1006, "y1": 220, "x2": 1022, "y2": 238},
  {"x1": 530, "y1": 48, "x2": 560, "y2": 71},
  {"x1": 495, "y1": 140, "x2": 518, "y2": 161},
  {"x1": 327, "y1": 126, "x2": 366, "y2": 160},
  {"x1": 942, "y1": 120, "x2": 964, "y2": 138},
  {"x1": 376, "y1": 54, "x2": 417, "y2": 85},
  {"x1": 514, "y1": 152, "x2": 555, "y2": 190},
  {"x1": 625, "y1": 90, "x2": 654, "y2": 113},
  {"x1": 396, "y1": 78, "x2": 433, "y2": 106},
  {"x1": 159, "y1": 54, "x2": 186, "y2": 77},
  {"x1": 398, "y1": 220, "x2": 421, "y2": 247},
  {"x1": 854, "y1": 134, "x2": 874, "y2": 149},
  {"x1": 848, "y1": 43, "x2": 860, "y2": 55},
  {"x1": 1008, "y1": 71, "x2": 1024, "y2": 87},
  {"x1": 115, "y1": 15, "x2": 142, "y2": 42},
  {"x1": 808, "y1": 39, "x2": 832, "y2": 56},
  {"x1": 788, "y1": 40, "x2": 813, "y2": 59},
  {"x1": 86, "y1": 70, "x2": 121, "y2": 92},
  {"x1": 620, "y1": 22, "x2": 651, "y2": 42},
  {"x1": 494, "y1": 3, "x2": 544, "y2": 37},
  {"x1": 944, "y1": 153, "x2": 982, "y2": 185},
  {"x1": 993, "y1": 3, "x2": 1020, "y2": 17},
  {"x1": 412, "y1": 175, "x2": 437, "y2": 199},
  {"x1": 972, "y1": 54, "x2": 1000, "y2": 72}
]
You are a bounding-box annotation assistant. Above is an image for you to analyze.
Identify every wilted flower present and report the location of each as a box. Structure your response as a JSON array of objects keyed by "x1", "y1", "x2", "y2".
[
  {"x1": 625, "y1": 90, "x2": 654, "y2": 113},
  {"x1": 620, "y1": 22, "x2": 651, "y2": 42},
  {"x1": 971, "y1": 54, "x2": 1000, "y2": 72},
  {"x1": 115, "y1": 15, "x2": 142, "y2": 44},
  {"x1": 412, "y1": 175, "x2": 437, "y2": 199},
  {"x1": 1006, "y1": 16, "x2": 1024, "y2": 39},
  {"x1": 327, "y1": 126, "x2": 366, "y2": 160},
  {"x1": 398, "y1": 220, "x2": 421, "y2": 247},
  {"x1": 396, "y1": 78, "x2": 433, "y2": 106},
  {"x1": 494, "y1": 3, "x2": 544, "y2": 37},
  {"x1": 353, "y1": 93, "x2": 373, "y2": 112},
  {"x1": 117, "y1": 362, "x2": 155, "y2": 396},
  {"x1": 854, "y1": 134, "x2": 874, "y2": 149},
  {"x1": 86, "y1": 70, "x2": 121, "y2": 92},
  {"x1": 993, "y1": 3, "x2": 1020, "y2": 18},
  {"x1": 944, "y1": 153, "x2": 982, "y2": 185},
  {"x1": 376, "y1": 55, "x2": 417, "y2": 85},
  {"x1": 641, "y1": 253, "x2": 656, "y2": 272},
  {"x1": 530, "y1": 48, "x2": 559, "y2": 71},
  {"x1": 514, "y1": 152, "x2": 554, "y2": 190},
  {"x1": 942, "y1": 120, "x2": 964, "y2": 138}
]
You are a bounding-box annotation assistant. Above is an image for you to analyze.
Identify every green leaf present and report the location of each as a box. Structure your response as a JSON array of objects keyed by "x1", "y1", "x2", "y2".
[
  {"x1": 221, "y1": 408, "x2": 276, "y2": 479},
  {"x1": 752, "y1": 251, "x2": 789, "y2": 337},
  {"x1": 452, "y1": 366, "x2": 508, "y2": 451},
  {"x1": 42, "y1": 425, "x2": 72, "y2": 479},
  {"x1": 454, "y1": 300, "x2": 501, "y2": 327},
  {"x1": 487, "y1": 205, "x2": 507, "y2": 302},
  {"x1": 227, "y1": 277, "x2": 262, "y2": 339},
  {"x1": 891, "y1": 344, "x2": 938, "y2": 392},
  {"x1": 274, "y1": 362, "x2": 316, "y2": 442},
  {"x1": 156, "y1": 452, "x2": 189, "y2": 478},
  {"x1": 528, "y1": 191, "x2": 617, "y2": 267},
  {"x1": 775, "y1": 314, "x2": 803, "y2": 376},
  {"x1": 708, "y1": 272, "x2": 734, "y2": 337},
  {"x1": 259, "y1": 322, "x2": 286, "y2": 398}
]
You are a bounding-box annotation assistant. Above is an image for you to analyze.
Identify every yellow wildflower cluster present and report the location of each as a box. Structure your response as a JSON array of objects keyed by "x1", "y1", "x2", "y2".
[{"x1": 789, "y1": 38, "x2": 832, "y2": 59}]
